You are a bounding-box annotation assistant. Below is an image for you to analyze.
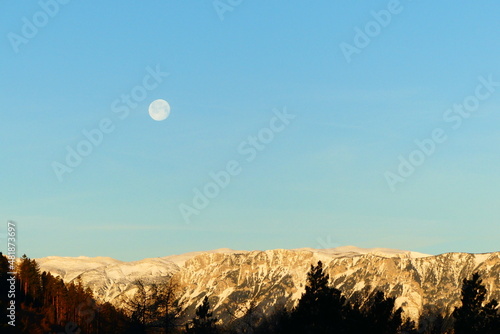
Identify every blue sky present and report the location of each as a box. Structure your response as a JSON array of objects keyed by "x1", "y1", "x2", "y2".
[{"x1": 1, "y1": 1, "x2": 499, "y2": 261}]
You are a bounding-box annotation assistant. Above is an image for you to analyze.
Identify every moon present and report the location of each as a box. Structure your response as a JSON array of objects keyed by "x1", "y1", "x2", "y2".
[{"x1": 148, "y1": 99, "x2": 171, "y2": 121}]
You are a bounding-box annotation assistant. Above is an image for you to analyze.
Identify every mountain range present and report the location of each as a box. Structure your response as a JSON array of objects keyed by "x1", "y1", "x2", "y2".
[{"x1": 36, "y1": 246, "x2": 500, "y2": 323}]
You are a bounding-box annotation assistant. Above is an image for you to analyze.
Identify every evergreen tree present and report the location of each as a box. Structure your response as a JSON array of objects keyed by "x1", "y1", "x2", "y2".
[
  {"x1": 187, "y1": 296, "x2": 219, "y2": 334},
  {"x1": 453, "y1": 272, "x2": 500, "y2": 334},
  {"x1": 290, "y1": 261, "x2": 346, "y2": 333},
  {"x1": 360, "y1": 291, "x2": 403, "y2": 334},
  {"x1": 253, "y1": 304, "x2": 290, "y2": 334},
  {"x1": 417, "y1": 309, "x2": 450, "y2": 334},
  {"x1": 482, "y1": 299, "x2": 500, "y2": 334}
]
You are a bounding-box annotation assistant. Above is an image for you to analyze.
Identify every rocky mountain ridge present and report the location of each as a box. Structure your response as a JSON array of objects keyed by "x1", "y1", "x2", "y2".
[{"x1": 36, "y1": 247, "x2": 500, "y2": 322}]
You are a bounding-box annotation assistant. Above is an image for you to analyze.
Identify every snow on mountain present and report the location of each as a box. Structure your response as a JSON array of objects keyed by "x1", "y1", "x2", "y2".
[
  {"x1": 36, "y1": 247, "x2": 500, "y2": 322},
  {"x1": 162, "y1": 248, "x2": 245, "y2": 267},
  {"x1": 37, "y1": 255, "x2": 180, "y2": 303},
  {"x1": 36, "y1": 256, "x2": 123, "y2": 281},
  {"x1": 295, "y1": 246, "x2": 431, "y2": 259}
]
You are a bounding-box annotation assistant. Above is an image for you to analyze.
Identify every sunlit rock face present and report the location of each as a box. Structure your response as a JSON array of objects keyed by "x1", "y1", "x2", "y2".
[{"x1": 37, "y1": 247, "x2": 500, "y2": 323}]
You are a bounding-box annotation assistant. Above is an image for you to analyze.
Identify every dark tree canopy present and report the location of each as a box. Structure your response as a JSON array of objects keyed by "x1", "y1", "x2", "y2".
[
  {"x1": 290, "y1": 261, "x2": 347, "y2": 333},
  {"x1": 453, "y1": 272, "x2": 500, "y2": 334},
  {"x1": 186, "y1": 296, "x2": 219, "y2": 334}
]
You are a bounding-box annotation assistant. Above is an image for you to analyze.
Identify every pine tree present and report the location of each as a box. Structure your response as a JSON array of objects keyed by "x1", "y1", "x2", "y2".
[
  {"x1": 453, "y1": 272, "x2": 500, "y2": 334},
  {"x1": 186, "y1": 296, "x2": 219, "y2": 334},
  {"x1": 253, "y1": 303, "x2": 290, "y2": 334},
  {"x1": 361, "y1": 291, "x2": 403, "y2": 334},
  {"x1": 290, "y1": 261, "x2": 346, "y2": 333}
]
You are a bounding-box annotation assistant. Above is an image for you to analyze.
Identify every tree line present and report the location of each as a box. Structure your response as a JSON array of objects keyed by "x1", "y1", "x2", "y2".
[{"x1": 1, "y1": 254, "x2": 499, "y2": 333}]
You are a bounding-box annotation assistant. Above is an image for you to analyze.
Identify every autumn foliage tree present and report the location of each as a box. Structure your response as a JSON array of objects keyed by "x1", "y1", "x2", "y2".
[{"x1": 0, "y1": 253, "x2": 129, "y2": 333}]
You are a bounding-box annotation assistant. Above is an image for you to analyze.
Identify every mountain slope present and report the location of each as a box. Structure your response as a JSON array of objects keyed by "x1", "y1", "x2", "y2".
[{"x1": 36, "y1": 247, "x2": 500, "y2": 322}]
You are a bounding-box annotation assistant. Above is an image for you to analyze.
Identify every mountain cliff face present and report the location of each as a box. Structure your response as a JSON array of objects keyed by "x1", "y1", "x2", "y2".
[{"x1": 36, "y1": 247, "x2": 500, "y2": 322}]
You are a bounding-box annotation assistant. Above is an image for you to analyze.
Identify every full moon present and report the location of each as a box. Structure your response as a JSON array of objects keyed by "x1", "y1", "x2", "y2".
[{"x1": 148, "y1": 99, "x2": 170, "y2": 121}]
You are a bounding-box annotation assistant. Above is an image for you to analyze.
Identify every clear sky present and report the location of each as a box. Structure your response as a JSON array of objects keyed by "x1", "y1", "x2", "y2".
[{"x1": 1, "y1": 1, "x2": 499, "y2": 261}]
